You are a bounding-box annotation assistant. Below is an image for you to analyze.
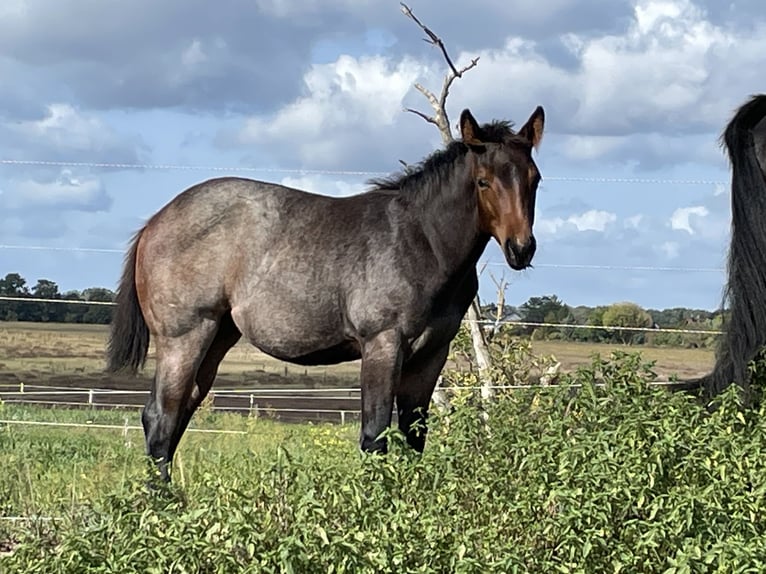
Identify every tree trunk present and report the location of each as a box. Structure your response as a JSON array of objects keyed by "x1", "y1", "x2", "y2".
[{"x1": 401, "y1": 2, "x2": 493, "y2": 402}]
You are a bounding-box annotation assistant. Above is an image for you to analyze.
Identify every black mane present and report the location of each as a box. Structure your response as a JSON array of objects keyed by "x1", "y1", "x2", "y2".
[{"x1": 367, "y1": 120, "x2": 519, "y2": 194}]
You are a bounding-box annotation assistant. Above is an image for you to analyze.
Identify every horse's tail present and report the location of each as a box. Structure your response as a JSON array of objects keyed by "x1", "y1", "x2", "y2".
[
  {"x1": 693, "y1": 94, "x2": 766, "y2": 403},
  {"x1": 106, "y1": 228, "x2": 150, "y2": 374}
]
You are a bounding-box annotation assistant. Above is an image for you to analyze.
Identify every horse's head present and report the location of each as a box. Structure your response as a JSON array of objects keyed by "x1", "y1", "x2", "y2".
[{"x1": 460, "y1": 106, "x2": 545, "y2": 270}]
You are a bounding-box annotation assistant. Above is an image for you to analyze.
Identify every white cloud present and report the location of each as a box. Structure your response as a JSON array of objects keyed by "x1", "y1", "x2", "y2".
[
  {"x1": 279, "y1": 175, "x2": 366, "y2": 197},
  {"x1": 235, "y1": 54, "x2": 427, "y2": 144},
  {"x1": 625, "y1": 214, "x2": 644, "y2": 229},
  {"x1": 670, "y1": 205, "x2": 708, "y2": 234},
  {"x1": 537, "y1": 209, "x2": 618, "y2": 235},
  {"x1": 12, "y1": 104, "x2": 111, "y2": 151},
  {"x1": 181, "y1": 39, "x2": 209, "y2": 70},
  {"x1": 4, "y1": 103, "x2": 143, "y2": 163},
  {"x1": 222, "y1": 0, "x2": 766, "y2": 172},
  {"x1": 2, "y1": 170, "x2": 111, "y2": 212},
  {"x1": 568, "y1": 209, "x2": 618, "y2": 232}
]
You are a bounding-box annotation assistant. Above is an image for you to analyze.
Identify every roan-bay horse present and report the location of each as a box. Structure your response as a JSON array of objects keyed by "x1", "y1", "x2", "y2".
[{"x1": 106, "y1": 106, "x2": 545, "y2": 481}]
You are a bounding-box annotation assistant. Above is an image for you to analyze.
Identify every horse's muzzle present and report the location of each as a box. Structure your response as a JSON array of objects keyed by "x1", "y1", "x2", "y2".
[{"x1": 504, "y1": 235, "x2": 536, "y2": 270}]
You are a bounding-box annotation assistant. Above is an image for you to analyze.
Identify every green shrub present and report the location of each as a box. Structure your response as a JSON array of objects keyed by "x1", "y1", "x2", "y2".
[{"x1": 4, "y1": 351, "x2": 766, "y2": 572}]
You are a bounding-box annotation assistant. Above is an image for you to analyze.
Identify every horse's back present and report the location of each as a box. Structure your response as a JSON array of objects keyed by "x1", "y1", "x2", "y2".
[{"x1": 133, "y1": 177, "x2": 383, "y2": 342}]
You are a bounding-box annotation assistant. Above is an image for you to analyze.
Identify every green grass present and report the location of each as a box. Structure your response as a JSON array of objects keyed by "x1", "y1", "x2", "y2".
[{"x1": 4, "y1": 350, "x2": 766, "y2": 572}]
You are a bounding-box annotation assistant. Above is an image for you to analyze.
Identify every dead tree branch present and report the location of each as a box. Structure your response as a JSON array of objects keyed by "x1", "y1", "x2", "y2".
[{"x1": 400, "y1": 2, "x2": 480, "y2": 146}]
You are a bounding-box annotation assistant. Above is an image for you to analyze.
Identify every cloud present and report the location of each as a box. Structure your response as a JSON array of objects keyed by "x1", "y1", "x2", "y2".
[
  {"x1": 537, "y1": 209, "x2": 619, "y2": 235},
  {"x1": 1, "y1": 170, "x2": 112, "y2": 213},
  {"x1": 670, "y1": 205, "x2": 709, "y2": 234},
  {"x1": 0, "y1": 0, "x2": 371, "y2": 114},
  {"x1": 624, "y1": 214, "x2": 644, "y2": 229},
  {"x1": 219, "y1": 53, "x2": 436, "y2": 170},
  {"x1": 278, "y1": 174, "x2": 366, "y2": 197},
  {"x1": 568, "y1": 210, "x2": 619, "y2": 232},
  {"x1": 659, "y1": 240, "x2": 681, "y2": 259},
  {"x1": 0, "y1": 104, "x2": 147, "y2": 180},
  {"x1": 215, "y1": 0, "x2": 766, "y2": 174},
  {"x1": 5, "y1": 104, "x2": 144, "y2": 161}
]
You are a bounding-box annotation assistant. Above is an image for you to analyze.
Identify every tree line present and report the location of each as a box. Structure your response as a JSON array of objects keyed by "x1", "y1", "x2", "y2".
[
  {"x1": 0, "y1": 272, "x2": 115, "y2": 324},
  {"x1": 0, "y1": 272, "x2": 724, "y2": 348},
  {"x1": 483, "y1": 294, "x2": 725, "y2": 349}
]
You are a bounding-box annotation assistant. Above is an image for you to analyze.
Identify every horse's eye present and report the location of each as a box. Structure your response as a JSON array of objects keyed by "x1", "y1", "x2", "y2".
[{"x1": 477, "y1": 178, "x2": 490, "y2": 189}]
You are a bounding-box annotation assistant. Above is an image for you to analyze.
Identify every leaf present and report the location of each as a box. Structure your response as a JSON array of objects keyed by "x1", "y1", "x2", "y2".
[{"x1": 316, "y1": 525, "x2": 330, "y2": 546}]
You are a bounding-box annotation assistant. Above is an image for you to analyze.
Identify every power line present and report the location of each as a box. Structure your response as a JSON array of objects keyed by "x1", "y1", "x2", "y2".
[
  {"x1": 484, "y1": 261, "x2": 725, "y2": 273},
  {"x1": 0, "y1": 244, "x2": 726, "y2": 273},
  {"x1": 0, "y1": 158, "x2": 729, "y2": 186},
  {"x1": 479, "y1": 320, "x2": 722, "y2": 336},
  {"x1": 0, "y1": 244, "x2": 122, "y2": 254}
]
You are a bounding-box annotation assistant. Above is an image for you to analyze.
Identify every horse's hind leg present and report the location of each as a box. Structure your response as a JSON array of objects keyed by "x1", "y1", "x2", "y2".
[
  {"x1": 175, "y1": 312, "x2": 241, "y2": 442},
  {"x1": 142, "y1": 320, "x2": 218, "y2": 482},
  {"x1": 396, "y1": 343, "x2": 450, "y2": 452}
]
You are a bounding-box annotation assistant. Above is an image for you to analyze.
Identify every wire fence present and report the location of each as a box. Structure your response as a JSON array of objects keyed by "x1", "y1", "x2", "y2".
[
  {"x1": 0, "y1": 158, "x2": 731, "y2": 186},
  {"x1": 1, "y1": 382, "x2": 690, "y2": 425},
  {"x1": 0, "y1": 295, "x2": 724, "y2": 336}
]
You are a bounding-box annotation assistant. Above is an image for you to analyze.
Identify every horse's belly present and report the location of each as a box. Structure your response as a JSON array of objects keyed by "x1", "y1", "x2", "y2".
[{"x1": 231, "y1": 302, "x2": 355, "y2": 365}]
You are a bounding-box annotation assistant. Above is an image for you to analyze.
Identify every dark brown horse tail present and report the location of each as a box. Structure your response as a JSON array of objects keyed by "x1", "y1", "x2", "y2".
[
  {"x1": 689, "y1": 94, "x2": 766, "y2": 403},
  {"x1": 106, "y1": 228, "x2": 150, "y2": 374}
]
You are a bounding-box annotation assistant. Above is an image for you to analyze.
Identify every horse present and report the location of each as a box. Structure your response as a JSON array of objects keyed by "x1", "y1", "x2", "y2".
[
  {"x1": 690, "y1": 94, "x2": 766, "y2": 404},
  {"x1": 106, "y1": 106, "x2": 546, "y2": 482}
]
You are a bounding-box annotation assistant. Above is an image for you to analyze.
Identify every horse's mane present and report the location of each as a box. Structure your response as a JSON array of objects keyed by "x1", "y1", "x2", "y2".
[
  {"x1": 366, "y1": 120, "x2": 521, "y2": 196},
  {"x1": 690, "y1": 94, "x2": 766, "y2": 404}
]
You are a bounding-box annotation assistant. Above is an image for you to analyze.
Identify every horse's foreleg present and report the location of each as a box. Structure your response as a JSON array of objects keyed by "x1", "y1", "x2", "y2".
[
  {"x1": 359, "y1": 330, "x2": 403, "y2": 453},
  {"x1": 142, "y1": 322, "x2": 217, "y2": 482},
  {"x1": 396, "y1": 343, "x2": 450, "y2": 452}
]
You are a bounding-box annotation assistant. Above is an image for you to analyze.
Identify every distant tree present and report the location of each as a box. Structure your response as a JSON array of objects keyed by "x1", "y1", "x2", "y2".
[
  {"x1": 32, "y1": 279, "x2": 60, "y2": 299},
  {"x1": 602, "y1": 302, "x2": 653, "y2": 345},
  {"x1": 518, "y1": 295, "x2": 571, "y2": 339},
  {"x1": 82, "y1": 287, "x2": 115, "y2": 324},
  {"x1": 0, "y1": 273, "x2": 28, "y2": 296},
  {"x1": 82, "y1": 287, "x2": 115, "y2": 302}
]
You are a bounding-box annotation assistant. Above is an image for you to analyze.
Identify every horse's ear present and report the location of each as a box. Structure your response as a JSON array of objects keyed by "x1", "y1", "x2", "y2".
[
  {"x1": 518, "y1": 106, "x2": 545, "y2": 150},
  {"x1": 459, "y1": 109, "x2": 485, "y2": 147}
]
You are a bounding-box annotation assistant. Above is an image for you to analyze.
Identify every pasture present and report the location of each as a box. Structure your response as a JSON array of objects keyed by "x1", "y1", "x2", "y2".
[
  {"x1": 0, "y1": 320, "x2": 713, "y2": 389},
  {"x1": 2, "y1": 351, "x2": 766, "y2": 572}
]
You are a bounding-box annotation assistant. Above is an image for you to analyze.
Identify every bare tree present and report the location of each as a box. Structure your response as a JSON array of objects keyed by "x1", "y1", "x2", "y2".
[
  {"x1": 489, "y1": 271, "x2": 509, "y2": 341},
  {"x1": 400, "y1": 2, "x2": 493, "y2": 400}
]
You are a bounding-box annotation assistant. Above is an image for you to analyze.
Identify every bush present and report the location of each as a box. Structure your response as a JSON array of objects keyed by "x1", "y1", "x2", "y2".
[{"x1": 5, "y1": 351, "x2": 766, "y2": 572}]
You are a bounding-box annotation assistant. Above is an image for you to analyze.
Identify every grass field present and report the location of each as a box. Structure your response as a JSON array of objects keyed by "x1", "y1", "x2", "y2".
[{"x1": 0, "y1": 321, "x2": 715, "y2": 389}]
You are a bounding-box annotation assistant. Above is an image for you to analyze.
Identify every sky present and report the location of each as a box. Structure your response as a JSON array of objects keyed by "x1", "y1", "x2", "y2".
[{"x1": 0, "y1": 0, "x2": 764, "y2": 312}]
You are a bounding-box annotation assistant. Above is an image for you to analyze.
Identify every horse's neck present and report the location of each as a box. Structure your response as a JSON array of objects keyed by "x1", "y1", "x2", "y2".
[{"x1": 416, "y1": 167, "x2": 489, "y2": 278}]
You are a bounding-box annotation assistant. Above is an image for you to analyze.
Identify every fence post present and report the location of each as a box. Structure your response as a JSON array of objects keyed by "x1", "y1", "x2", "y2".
[
  {"x1": 19, "y1": 382, "x2": 24, "y2": 394},
  {"x1": 249, "y1": 394, "x2": 254, "y2": 417},
  {"x1": 340, "y1": 411, "x2": 346, "y2": 425},
  {"x1": 88, "y1": 389, "x2": 94, "y2": 406},
  {"x1": 123, "y1": 417, "x2": 131, "y2": 448}
]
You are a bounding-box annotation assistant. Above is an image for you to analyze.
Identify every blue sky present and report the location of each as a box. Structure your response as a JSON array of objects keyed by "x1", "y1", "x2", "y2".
[{"x1": 0, "y1": 0, "x2": 764, "y2": 311}]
